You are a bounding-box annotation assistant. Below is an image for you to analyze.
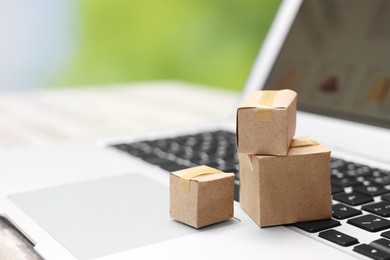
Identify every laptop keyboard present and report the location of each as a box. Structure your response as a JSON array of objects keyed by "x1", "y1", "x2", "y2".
[
  {"x1": 112, "y1": 130, "x2": 240, "y2": 200},
  {"x1": 111, "y1": 130, "x2": 390, "y2": 259}
]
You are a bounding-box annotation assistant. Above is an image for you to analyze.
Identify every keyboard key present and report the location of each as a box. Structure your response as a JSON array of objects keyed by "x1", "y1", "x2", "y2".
[
  {"x1": 354, "y1": 185, "x2": 389, "y2": 197},
  {"x1": 347, "y1": 214, "x2": 390, "y2": 232},
  {"x1": 234, "y1": 183, "x2": 239, "y2": 202},
  {"x1": 331, "y1": 185, "x2": 344, "y2": 194},
  {"x1": 371, "y1": 169, "x2": 390, "y2": 178},
  {"x1": 370, "y1": 238, "x2": 390, "y2": 255},
  {"x1": 219, "y1": 163, "x2": 238, "y2": 173},
  {"x1": 345, "y1": 167, "x2": 373, "y2": 177},
  {"x1": 293, "y1": 219, "x2": 340, "y2": 233},
  {"x1": 381, "y1": 231, "x2": 390, "y2": 240},
  {"x1": 382, "y1": 194, "x2": 390, "y2": 202},
  {"x1": 159, "y1": 163, "x2": 187, "y2": 172},
  {"x1": 331, "y1": 157, "x2": 346, "y2": 165},
  {"x1": 331, "y1": 170, "x2": 347, "y2": 179},
  {"x1": 353, "y1": 244, "x2": 390, "y2": 260},
  {"x1": 362, "y1": 202, "x2": 390, "y2": 217},
  {"x1": 142, "y1": 156, "x2": 175, "y2": 166},
  {"x1": 318, "y1": 229, "x2": 358, "y2": 247},
  {"x1": 331, "y1": 177, "x2": 360, "y2": 187},
  {"x1": 332, "y1": 204, "x2": 362, "y2": 219},
  {"x1": 113, "y1": 145, "x2": 148, "y2": 157},
  {"x1": 333, "y1": 192, "x2": 374, "y2": 206},
  {"x1": 369, "y1": 176, "x2": 390, "y2": 186}
]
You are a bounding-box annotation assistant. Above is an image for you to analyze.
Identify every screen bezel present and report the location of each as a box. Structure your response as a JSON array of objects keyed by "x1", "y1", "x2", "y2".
[{"x1": 240, "y1": 0, "x2": 390, "y2": 164}]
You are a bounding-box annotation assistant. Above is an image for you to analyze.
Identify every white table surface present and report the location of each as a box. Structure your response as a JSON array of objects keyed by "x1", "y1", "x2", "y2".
[{"x1": 0, "y1": 81, "x2": 239, "y2": 150}]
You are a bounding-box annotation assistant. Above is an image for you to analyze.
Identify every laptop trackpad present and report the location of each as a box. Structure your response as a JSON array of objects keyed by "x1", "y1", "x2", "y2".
[{"x1": 9, "y1": 174, "x2": 200, "y2": 259}]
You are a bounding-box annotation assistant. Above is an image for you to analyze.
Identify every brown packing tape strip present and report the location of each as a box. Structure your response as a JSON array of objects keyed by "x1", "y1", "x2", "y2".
[
  {"x1": 290, "y1": 138, "x2": 319, "y2": 148},
  {"x1": 179, "y1": 165, "x2": 221, "y2": 193},
  {"x1": 256, "y1": 91, "x2": 277, "y2": 121}
]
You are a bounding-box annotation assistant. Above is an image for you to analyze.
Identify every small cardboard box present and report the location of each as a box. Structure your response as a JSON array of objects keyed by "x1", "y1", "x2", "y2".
[
  {"x1": 236, "y1": 89, "x2": 297, "y2": 155},
  {"x1": 170, "y1": 165, "x2": 235, "y2": 228},
  {"x1": 239, "y1": 137, "x2": 332, "y2": 227}
]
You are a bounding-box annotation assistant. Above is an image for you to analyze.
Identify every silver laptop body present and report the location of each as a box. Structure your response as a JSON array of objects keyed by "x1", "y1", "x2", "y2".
[{"x1": 1, "y1": 0, "x2": 390, "y2": 259}]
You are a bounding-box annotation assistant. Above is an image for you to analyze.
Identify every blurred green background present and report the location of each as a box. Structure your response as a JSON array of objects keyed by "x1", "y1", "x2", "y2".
[{"x1": 53, "y1": 0, "x2": 281, "y2": 91}]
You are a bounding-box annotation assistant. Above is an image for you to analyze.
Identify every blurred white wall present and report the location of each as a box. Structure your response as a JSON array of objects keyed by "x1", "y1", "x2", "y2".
[{"x1": 0, "y1": 0, "x2": 76, "y2": 91}]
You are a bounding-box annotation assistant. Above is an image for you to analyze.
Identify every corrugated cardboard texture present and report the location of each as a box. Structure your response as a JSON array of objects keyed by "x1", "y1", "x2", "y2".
[
  {"x1": 236, "y1": 89, "x2": 297, "y2": 155},
  {"x1": 170, "y1": 167, "x2": 234, "y2": 228},
  {"x1": 239, "y1": 143, "x2": 332, "y2": 227}
]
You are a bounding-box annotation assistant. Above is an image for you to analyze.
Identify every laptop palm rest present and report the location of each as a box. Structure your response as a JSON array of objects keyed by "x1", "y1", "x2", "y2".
[{"x1": 8, "y1": 174, "x2": 201, "y2": 259}]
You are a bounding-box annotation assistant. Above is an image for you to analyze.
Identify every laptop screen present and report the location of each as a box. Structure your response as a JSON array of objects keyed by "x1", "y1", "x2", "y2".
[{"x1": 264, "y1": 0, "x2": 390, "y2": 129}]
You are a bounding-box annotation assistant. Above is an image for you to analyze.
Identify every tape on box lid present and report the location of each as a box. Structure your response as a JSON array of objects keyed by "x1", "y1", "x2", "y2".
[
  {"x1": 290, "y1": 137, "x2": 319, "y2": 148},
  {"x1": 172, "y1": 165, "x2": 225, "y2": 193},
  {"x1": 238, "y1": 89, "x2": 296, "y2": 121},
  {"x1": 256, "y1": 91, "x2": 279, "y2": 121},
  {"x1": 288, "y1": 137, "x2": 331, "y2": 156}
]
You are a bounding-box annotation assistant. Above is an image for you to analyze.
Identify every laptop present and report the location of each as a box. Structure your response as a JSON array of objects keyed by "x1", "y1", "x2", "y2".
[{"x1": 1, "y1": 0, "x2": 390, "y2": 259}]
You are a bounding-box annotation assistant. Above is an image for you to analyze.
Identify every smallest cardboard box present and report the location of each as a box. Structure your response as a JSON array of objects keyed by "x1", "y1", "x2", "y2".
[
  {"x1": 237, "y1": 89, "x2": 297, "y2": 155},
  {"x1": 239, "y1": 137, "x2": 332, "y2": 227},
  {"x1": 170, "y1": 165, "x2": 235, "y2": 228}
]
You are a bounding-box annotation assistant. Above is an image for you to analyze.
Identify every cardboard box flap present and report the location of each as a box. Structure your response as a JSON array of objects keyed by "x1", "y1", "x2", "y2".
[
  {"x1": 238, "y1": 89, "x2": 297, "y2": 110},
  {"x1": 288, "y1": 137, "x2": 331, "y2": 156},
  {"x1": 171, "y1": 165, "x2": 234, "y2": 193}
]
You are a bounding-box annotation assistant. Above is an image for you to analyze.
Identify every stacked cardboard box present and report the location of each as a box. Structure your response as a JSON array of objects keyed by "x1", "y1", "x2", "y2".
[{"x1": 237, "y1": 90, "x2": 332, "y2": 227}]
